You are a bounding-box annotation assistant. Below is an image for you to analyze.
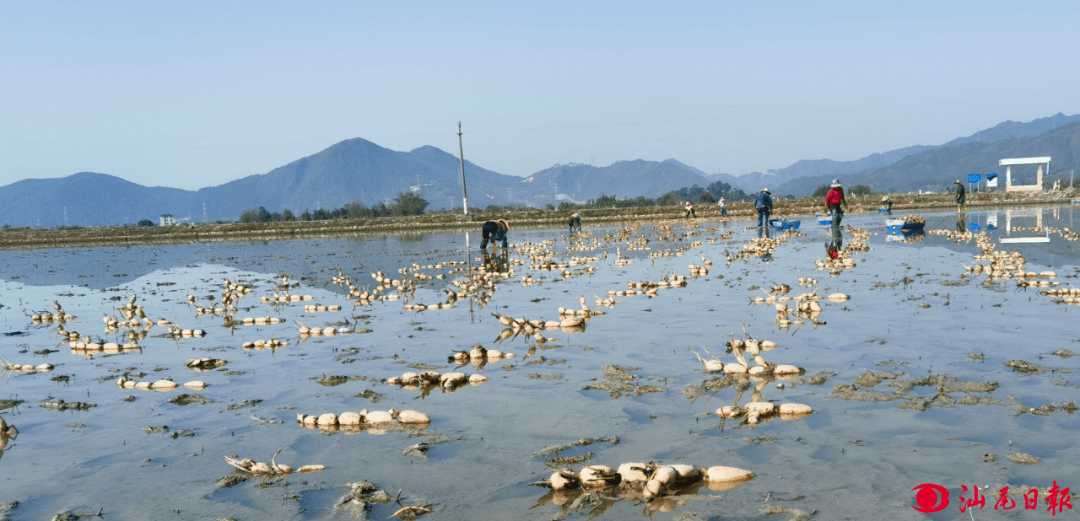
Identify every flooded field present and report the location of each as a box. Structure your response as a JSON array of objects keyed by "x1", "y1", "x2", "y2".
[{"x1": 1, "y1": 205, "x2": 1079, "y2": 520}]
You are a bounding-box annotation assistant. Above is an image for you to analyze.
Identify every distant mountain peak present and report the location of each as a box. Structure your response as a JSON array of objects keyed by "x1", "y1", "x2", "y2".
[{"x1": 662, "y1": 158, "x2": 710, "y2": 178}]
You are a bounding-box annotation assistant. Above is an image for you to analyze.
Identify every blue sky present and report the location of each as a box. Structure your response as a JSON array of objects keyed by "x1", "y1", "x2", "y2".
[{"x1": 2, "y1": 1, "x2": 1079, "y2": 189}]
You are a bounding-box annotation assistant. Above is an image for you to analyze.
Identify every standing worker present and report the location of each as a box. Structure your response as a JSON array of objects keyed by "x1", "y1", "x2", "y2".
[
  {"x1": 718, "y1": 197, "x2": 727, "y2": 217},
  {"x1": 568, "y1": 213, "x2": 581, "y2": 235},
  {"x1": 754, "y1": 188, "x2": 772, "y2": 228},
  {"x1": 480, "y1": 219, "x2": 510, "y2": 250},
  {"x1": 881, "y1": 195, "x2": 893, "y2": 214},
  {"x1": 954, "y1": 180, "x2": 966, "y2": 213},
  {"x1": 684, "y1": 202, "x2": 696, "y2": 218},
  {"x1": 825, "y1": 179, "x2": 848, "y2": 251}
]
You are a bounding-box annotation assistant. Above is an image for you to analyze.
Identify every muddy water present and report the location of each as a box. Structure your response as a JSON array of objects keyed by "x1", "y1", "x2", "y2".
[{"x1": 0, "y1": 205, "x2": 1078, "y2": 520}]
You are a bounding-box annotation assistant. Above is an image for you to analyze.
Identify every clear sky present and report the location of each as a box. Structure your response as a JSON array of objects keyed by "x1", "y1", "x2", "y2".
[{"x1": 3, "y1": 1, "x2": 1079, "y2": 190}]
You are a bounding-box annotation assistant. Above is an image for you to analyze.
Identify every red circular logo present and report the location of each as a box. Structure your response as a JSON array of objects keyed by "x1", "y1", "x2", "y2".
[{"x1": 912, "y1": 484, "x2": 950, "y2": 513}]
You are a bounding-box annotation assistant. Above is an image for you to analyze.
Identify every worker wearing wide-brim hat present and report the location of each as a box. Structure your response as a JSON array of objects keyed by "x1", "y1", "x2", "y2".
[
  {"x1": 568, "y1": 213, "x2": 582, "y2": 235},
  {"x1": 954, "y1": 180, "x2": 966, "y2": 213},
  {"x1": 481, "y1": 219, "x2": 510, "y2": 249},
  {"x1": 754, "y1": 188, "x2": 773, "y2": 228}
]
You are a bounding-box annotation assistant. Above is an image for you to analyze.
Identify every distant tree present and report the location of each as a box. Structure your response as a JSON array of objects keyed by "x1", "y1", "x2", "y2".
[
  {"x1": 705, "y1": 180, "x2": 731, "y2": 198},
  {"x1": 312, "y1": 208, "x2": 331, "y2": 220},
  {"x1": 239, "y1": 206, "x2": 271, "y2": 223},
  {"x1": 281, "y1": 209, "x2": 296, "y2": 221},
  {"x1": 394, "y1": 192, "x2": 430, "y2": 216},
  {"x1": 670, "y1": 184, "x2": 706, "y2": 203},
  {"x1": 696, "y1": 192, "x2": 717, "y2": 204},
  {"x1": 342, "y1": 201, "x2": 369, "y2": 219},
  {"x1": 544, "y1": 203, "x2": 556, "y2": 211},
  {"x1": 705, "y1": 180, "x2": 748, "y2": 201},
  {"x1": 588, "y1": 195, "x2": 620, "y2": 208},
  {"x1": 812, "y1": 185, "x2": 831, "y2": 198},
  {"x1": 657, "y1": 192, "x2": 682, "y2": 206},
  {"x1": 850, "y1": 184, "x2": 872, "y2": 196},
  {"x1": 372, "y1": 202, "x2": 391, "y2": 217},
  {"x1": 300, "y1": 209, "x2": 313, "y2": 221},
  {"x1": 137, "y1": 219, "x2": 155, "y2": 226}
]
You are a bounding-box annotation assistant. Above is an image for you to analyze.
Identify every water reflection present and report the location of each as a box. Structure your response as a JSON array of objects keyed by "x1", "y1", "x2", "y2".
[{"x1": 483, "y1": 251, "x2": 510, "y2": 273}]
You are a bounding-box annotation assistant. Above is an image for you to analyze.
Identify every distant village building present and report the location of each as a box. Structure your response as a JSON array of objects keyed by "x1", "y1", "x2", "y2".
[{"x1": 160, "y1": 214, "x2": 176, "y2": 226}]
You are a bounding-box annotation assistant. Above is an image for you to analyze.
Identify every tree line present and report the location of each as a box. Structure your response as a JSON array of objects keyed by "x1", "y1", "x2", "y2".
[
  {"x1": 238, "y1": 192, "x2": 430, "y2": 223},
  {"x1": 549, "y1": 180, "x2": 749, "y2": 212},
  {"x1": 812, "y1": 184, "x2": 871, "y2": 197}
]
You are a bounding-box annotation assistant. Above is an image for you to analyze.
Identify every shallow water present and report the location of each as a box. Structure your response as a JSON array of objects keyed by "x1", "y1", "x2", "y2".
[{"x1": 1, "y1": 205, "x2": 1078, "y2": 520}]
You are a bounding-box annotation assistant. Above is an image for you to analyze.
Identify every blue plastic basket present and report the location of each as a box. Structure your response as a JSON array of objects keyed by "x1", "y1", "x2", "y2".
[{"x1": 769, "y1": 219, "x2": 801, "y2": 230}]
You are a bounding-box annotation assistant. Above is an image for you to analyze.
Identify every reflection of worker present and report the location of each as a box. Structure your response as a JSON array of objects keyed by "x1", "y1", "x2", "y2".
[
  {"x1": 684, "y1": 202, "x2": 696, "y2": 218},
  {"x1": 480, "y1": 219, "x2": 509, "y2": 250},
  {"x1": 825, "y1": 179, "x2": 848, "y2": 250},
  {"x1": 956, "y1": 213, "x2": 967, "y2": 233},
  {"x1": 754, "y1": 188, "x2": 772, "y2": 228},
  {"x1": 954, "y1": 180, "x2": 966, "y2": 213},
  {"x1": 718, "y1": 197, "x2": 727, "y2": 217},
  {"x1": 483, "y1": 251, "x2": 510, "y2": 273},
  {"x1": 568, "y1": 213, "x2": 581, "y2": 235}
]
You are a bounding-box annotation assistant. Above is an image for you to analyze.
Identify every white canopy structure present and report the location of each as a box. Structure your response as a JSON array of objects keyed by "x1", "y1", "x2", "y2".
[{"x1": 998, "y1": 156, "x2": 1050, "y2": 192}]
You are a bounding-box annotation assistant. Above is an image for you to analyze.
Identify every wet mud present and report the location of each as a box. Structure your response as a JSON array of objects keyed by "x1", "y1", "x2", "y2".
[{"x1": 0, "y1": 204, "x2": 1079, "y2": 519}]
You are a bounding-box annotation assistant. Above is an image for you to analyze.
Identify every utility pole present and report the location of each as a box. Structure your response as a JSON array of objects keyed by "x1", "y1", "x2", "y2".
[{"x1": 457, "y1": 122, "x2": 469, "y2": 215}]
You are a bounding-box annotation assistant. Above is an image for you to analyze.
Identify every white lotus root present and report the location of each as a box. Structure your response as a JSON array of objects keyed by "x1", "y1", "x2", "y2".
[
  {"x1": 644, "y1": 464, "x2": 701, "y2": 499},
  {"x1": 579, "y1": 465, "x2": 622, "y2": 488},
  {"x1": 448, "y1": 345, "x2": 509, "y2": 363},
  {"x1": 779, "y1": 403, "x2": 814, "y2": 418},
  {"x1": 116, "y1": 376, "x2": 205, "y2": 391},
  {"x1": 31, "y1": 300, "x2": 76, "y2": 323},
  {"x1": 224, "y1": 449, "x2": 321, "y2": 476},
  {"x1": 302, "y1": 304, "x2": 342, "y2": 312},
  {"x1": 240, "y1": 316, "x2": 284, "y2": 325},
  {"x1": 391, "y1": 368, "x2": 491, "y2": 390},
  {"x1": 1, "y1": 358, "x2": 53, "y2": 372},
  {"x1": 294, "y1": 320, "x2": 349, "y2": 337},
  {"x1": 296, "y1": 409, "x2": 430, "y2": 429},
  {"x1": 702, "y1": 466, "x2": 756, "y2": 490},
  {"x1": 531, "y1": 462, "x2": 753, "y2": 497},
  {"x1": 695, "y1": 327, "x2": 805, "y2": 377},
  {"x1": 716, "y1": 402, "x2": 813, "y2": 422},
  {"x1": 242, "y1": 338, "x2": 289, "y2": 350}
]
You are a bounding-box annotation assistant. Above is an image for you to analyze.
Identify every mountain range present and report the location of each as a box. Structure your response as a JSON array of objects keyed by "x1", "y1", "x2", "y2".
[{"x1": 2, "y1": 113, "x2": 1079, "y2": 227}]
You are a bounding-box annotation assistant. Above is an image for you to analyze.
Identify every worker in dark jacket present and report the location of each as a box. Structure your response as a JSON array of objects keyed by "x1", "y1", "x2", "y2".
[
  {"x1": 480, "y1": 219, "x2": 509, "y2": 250},
  {"x1": 955, "y1": 180, "x2": 966, "y2": 213},
  {"x1": 754, "y1": 188, "x2": 773, "y2": 228},
  {"x1": 568, "y1": 213, "x2": 581, "y2": 235}
]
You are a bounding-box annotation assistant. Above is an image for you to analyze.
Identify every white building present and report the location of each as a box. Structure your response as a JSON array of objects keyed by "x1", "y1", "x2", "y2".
[{"x1": 160, "y1": 214, "x2": 176, "y2": 226}]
